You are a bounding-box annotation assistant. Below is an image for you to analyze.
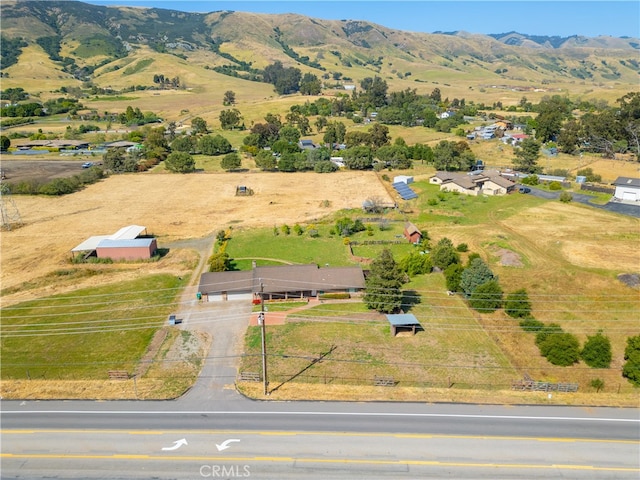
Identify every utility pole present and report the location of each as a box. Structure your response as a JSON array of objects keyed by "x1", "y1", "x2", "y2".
[{"x1": 259, "y1": 280, "x2": 268, "y2": 395}]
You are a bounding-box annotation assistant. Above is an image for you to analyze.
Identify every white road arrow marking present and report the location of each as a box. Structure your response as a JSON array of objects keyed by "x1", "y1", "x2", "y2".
[
  {"x1": 215, "y1": 439, "x2": 241, "y2": 451},
  {"x1": 162, "y1": 438, "x2": 188, "y2": 451}
]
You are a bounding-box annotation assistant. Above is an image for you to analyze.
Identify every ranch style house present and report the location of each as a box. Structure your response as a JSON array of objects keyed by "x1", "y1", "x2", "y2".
[{"x1": 198, "y1": 264, "x2": 365, "y2": 302}]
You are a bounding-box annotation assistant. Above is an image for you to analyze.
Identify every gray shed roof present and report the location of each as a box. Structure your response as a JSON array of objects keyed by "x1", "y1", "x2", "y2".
[
  {"x1": 386, "y1": 313, "x2": 422, "y2": 327},
  {"x1": 613, "y1": 177, "x2": 640, "y2": 188},
  {"x1": 97, "y1": 238, "x2": 155, "y2": 248}
]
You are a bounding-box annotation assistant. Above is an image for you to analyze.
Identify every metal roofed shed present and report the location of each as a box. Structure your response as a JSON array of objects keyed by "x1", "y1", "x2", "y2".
[
  {"x1": 73, "y1": 225, "x2": 147, "y2": 252},
  {"x1": 393, "y1": 175, "x2": 413, "y2": 184},
  {"x1": 386, "y1": 314, "x2": 423, "y2": 336},
  {"x1": 95, "y1": 238, "x2": 158, "y2": 261},
  {"x1": 71, "y1": 225, "x2": 156, "y2": 260}
]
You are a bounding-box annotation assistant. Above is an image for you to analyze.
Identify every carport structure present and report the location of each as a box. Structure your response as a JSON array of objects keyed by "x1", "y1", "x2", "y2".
[{"x1": 386, "y1": 313, "x2": 423, "y2": 336}]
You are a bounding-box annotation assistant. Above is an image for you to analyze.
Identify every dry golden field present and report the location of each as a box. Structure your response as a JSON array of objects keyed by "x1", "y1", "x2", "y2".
[{"x1": 0, "y1": 170, "x2": 393, "y2": 304}]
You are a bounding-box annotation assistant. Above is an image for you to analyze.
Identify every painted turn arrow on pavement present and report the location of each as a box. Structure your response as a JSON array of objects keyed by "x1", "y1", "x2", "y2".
[
  {"x1": 162, "y1": 438, "x2": 188, "y2": 451},
  {"x1": 215, "y1": 439, "x2": 241, "y2": 451}
]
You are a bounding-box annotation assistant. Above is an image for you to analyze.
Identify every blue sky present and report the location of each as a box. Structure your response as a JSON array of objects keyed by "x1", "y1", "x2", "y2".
[{"x1": 85, "y1": 1, "x2": 639, "y2": 37}]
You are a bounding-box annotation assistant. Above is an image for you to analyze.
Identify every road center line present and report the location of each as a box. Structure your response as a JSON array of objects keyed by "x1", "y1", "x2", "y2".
[
  {"x1": 1, "y1": 453, "x2": 637, "y2": 472},
  {"x1": 2, "y1": 410, "x2": 638, "y2": 423}
]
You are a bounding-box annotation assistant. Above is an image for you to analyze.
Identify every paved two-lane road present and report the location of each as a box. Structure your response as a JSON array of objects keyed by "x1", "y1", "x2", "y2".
[{"x1": 2, "y1": 400, "x2": 638, "y2": 479}]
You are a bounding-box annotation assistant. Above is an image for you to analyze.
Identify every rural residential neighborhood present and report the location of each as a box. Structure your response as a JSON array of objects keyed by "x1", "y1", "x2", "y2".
[
  {"x1": 0, "y1": 1, "x2": 639, "y2": 478},
  {"x1": 1, "y1": 0, "x2": 639, "y2": 403}
]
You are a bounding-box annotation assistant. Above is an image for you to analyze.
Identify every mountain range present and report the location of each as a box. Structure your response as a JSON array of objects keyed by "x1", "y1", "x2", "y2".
[{"x1": 1, "y1": 0, "x2": 638, "y2": 92}]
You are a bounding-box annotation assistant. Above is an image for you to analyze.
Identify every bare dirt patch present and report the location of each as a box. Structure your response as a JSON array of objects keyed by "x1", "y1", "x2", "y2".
[
  {"x1": 494, "y1": 248, "x2": 524, "y2": 267},
  {"x1": 0, "y1": 159, "x2": 92, "y2": 184}
]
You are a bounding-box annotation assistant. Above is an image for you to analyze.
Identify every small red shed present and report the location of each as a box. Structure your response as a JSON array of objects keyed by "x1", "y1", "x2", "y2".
[{"x1": 404, "y1": 222, "x2": 422, "y2": 244}]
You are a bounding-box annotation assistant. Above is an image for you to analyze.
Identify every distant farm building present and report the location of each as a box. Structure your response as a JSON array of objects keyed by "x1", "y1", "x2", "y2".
[{"x1": 72, "y1": 225, "x2": 157, "y2": 261}]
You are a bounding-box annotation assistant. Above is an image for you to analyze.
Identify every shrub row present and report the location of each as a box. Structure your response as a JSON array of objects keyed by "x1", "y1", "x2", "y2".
[{"x1": 8, "y1": 166, "x2": 106, "y2": 195}]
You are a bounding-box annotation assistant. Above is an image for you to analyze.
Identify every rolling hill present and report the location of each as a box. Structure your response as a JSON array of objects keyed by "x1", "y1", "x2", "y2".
[{"x1": 1, "y1": 0, "x2": 639, "y2": 101}]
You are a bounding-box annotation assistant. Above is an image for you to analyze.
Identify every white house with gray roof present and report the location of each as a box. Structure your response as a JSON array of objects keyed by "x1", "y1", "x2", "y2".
[{"x1": 613, "y1": 177, "x2": 640, "y2": 202}]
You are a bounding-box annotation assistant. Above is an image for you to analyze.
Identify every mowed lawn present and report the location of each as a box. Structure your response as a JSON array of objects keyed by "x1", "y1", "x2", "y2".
[{"x1": 1, "y1": 274, "x2": 185, "y2": 380}]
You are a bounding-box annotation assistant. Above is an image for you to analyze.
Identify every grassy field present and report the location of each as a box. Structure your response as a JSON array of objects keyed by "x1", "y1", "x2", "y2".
[
  {"x1": 227, "y1": 187, "x2": 639, "y2": 396},
  {"x1": 1, "y1": 274, "x2": 186, "y2": 380},
  {"x1": 225, "y1": 223, "x2": 356, "y2": 267},
  {"x1": 240, "y1": 275, "x2": 518, "y2": 391}
]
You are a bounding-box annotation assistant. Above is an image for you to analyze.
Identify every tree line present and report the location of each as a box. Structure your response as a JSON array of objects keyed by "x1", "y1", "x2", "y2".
[{"x1": 362, "y1": 239, "x2": 639, "y2": 387}]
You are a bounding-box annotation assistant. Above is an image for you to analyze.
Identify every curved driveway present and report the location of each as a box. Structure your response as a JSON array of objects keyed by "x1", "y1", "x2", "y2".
[{"x1": 525, "y1": 186, "x2": 640, "y2": 217}]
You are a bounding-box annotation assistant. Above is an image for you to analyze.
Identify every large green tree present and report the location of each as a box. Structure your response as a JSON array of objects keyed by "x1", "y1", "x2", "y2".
[
  {"x1": 0, "y1": 135, "x2": 10, "y2": 151},
  {"x1": 264, "y1": 61, "x2": 302, "y2": 95},
  {"x1": 171, "y1": 135, "x2": 196, "y2": 153},
  {"x1": 444, "y1": 263, "x2": 464, "y2": 292},
  {"x1": 190, "y1": 116, "x2": 208, "y2": 135},
  {"x1": 581, "y1": 331, "x2": 612, "y2": 368},
  {"x1": 102, "y1": 147, "x2": 137, "y2": 173},
  {"x1": 430, "y1": 237, "x2": 460, "y2": 270},
  {"x1": 399, "y1": 251, "x2": 432, "y2": 277},
  {"x1": 299, "y1": 72, "x2": 322, "y2": 95},
  {"x1": 322, "y1": 122, "x2": 347, "y2": 148},
  {"x1": 368, "y1": 123, "x2": 390, "y2": 149},
  {"x1": 199, "y1": 134, "x2": 232, "y2": 155},
  {"x1": 343, "y1": 146, "x2": 374, "y2": 170},
  {"x1": 533, "y1": 95, "x2": 574, "y2": 143},
  {"x1": 460, "y1": 258, "x2": 495, "y2": 297},
  {"x1": 376, "y1": 144, "x2": 411, "y2": 169},
  {"x1": 504, "y1": 288, "x2": 532, "y2": 319},
  {"x1": 359, "y1": 76, "x2": 388, "y2": 108},
  {"x1": 220, "y1": 152, "x2": 241, "y2": 171},
  {"x1": 432, "y1": 140, "x2": 476, "y2": 171},
  {"x1": 513, "y1": 137, "x2": 542, "y2": 173},
  {"x1": 165, "y1": 151, "x2": 195, "y2": 173},
  {"x1": 469, "y1": 280, "x2": 503, "y2": 312},
  {"x1": 538, "y1": 331, "x2": 581, "y2": 366},
  {"x1": 223, "y1": 90, "x2": 236, "y2": 106},
  {"x1": 364, "y1": 248, "x2": 407, "y2": 313},
  {"x1": 219, "y1": 108, "x2": 242, "y2": 130},
  {"x1": 622, "y1": 335, "x2": 640, "y2": 386},
  {"x1": 254, "y1": 150, "x2": 277, "y2": 170}
]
